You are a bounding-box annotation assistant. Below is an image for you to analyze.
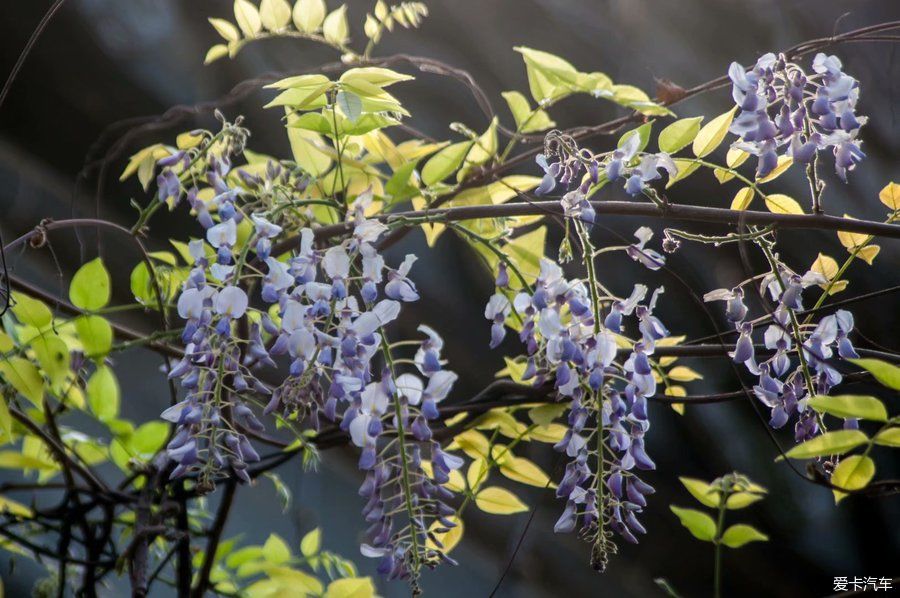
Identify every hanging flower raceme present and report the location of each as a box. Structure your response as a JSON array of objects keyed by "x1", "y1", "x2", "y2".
[
  {"x1": 705, "y1": 267, "x2": 861, "y2": 441},
  {"x1": 154, "y1": 131, "x2": 464, "y2": 583},
  {"x1": 727, "y1": 51, "x2": 867, "y2": 180},
  {"x1": 482, "y1": 256, "x2": 664, "y2": 568}
]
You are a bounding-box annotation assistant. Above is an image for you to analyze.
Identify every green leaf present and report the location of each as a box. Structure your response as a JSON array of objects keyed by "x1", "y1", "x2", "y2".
[
  {"x1": 764, "y1": 193, "x2": 804, "y2": 215},
  {"x1": 293, "y1": 0, "x2": 326, "y2": 32},
  {"x1": 300, "y1": 528, "x2": 321, "y2": 557},
  {"x1": 501, "y1": 91, "x2": 555, "y2": 133},
  {"x1": 75, "y1": 316, "x2": 113, "y2": 359},
  {"x1": 669, "y1": 506, "x2": 716, "y2": 542},
  {"x1": 322, "y1": 6, "x2": 349, "y2": 45},
  {"x1": 421, "y1": 141, "x2": 473, "y2": 186},
  {"x1": 617, "y1": 121, "x2": 653, "y2": 154},
  {"x1": 873, "y1": 427, "x2": 900, "y2": 448},
  {"x1": 499, "y1": 456, "x2": 553, "y2": 488},
  {"x1": 260, "y1": 0, "x2": 292, "y2": 31},
  {"x1": 336, "y1": 90, "x2": 362, "y2": 122},
  {"x1": 692, "y1": 107, "x2": 736, "y2": 158},
  {"x1": 678, "y1": 477, "x2": 720, "y2": 508},
  {"x1": 474, "y1": 486, "x2": 528, "y2": 515},
  {"x1": 234, "y1": 0, "x2": 263, "y2": 37},
  {"x1": 86, "y1": 365, "x2": 120, "y2": 423},
  {"x1": 70, "y1": 258, "x2": 111, "y2": 311},
  {"x1": 527, "y1": 403, "x2": 567, "y2": 426},
  {"x1": 0, "y1": 451, "x2": 57, "y2": 471},
  {"x1": 0, "y1": 392, "x2": 11, "y2": 439},
  {"x1": 262, "y1": 533, "x2": 291, "y2": 564},
  {"x1": 807, "y1": 395, "x2": 888, "y2": 422},
  {"x1": 129, "y1": 421, "x2": 169, "y2": 457},
  {"x1": 784, "y1": 430, "x2": 868, "y2": 459},
  {"x1": 30, "y1": 335, "x2": 70, "y2": 391},
  {"x1": 324, "y1": 577, "x2": 376, "y2": 598},
  {"x1": 11, "y1": 293, "x2": 52, "y2": 328},
  {"x1": 658, "y1": 117, "x2": 703, "y2": 154},
  {"x1": 830, "y1": 454, "x2": 875, "y2": 503},
  {"x1": 204, "y1": 44, "x2": 230, "y2": 65},
  {"x1": 0, "y1": 357, "x2": 44, "y2": 405},
  {"x1": 721, "y1": 524, "x2": 768, "y2": 548},
  {"x1": 208, "y1": 18, "x2": 241, "y2": 42},
  {"x1": 725, "y1": 492, "x2": 764, "y2": 510},
  {"x1": 848, "y1": 358, "x2": 900, "y2": 391},
  {"x1": 730, "y1": 186, "x2": 754, "y2": 210},
  {"x1": 666, "y1": 159, "x2": 701, "y2": 188}
]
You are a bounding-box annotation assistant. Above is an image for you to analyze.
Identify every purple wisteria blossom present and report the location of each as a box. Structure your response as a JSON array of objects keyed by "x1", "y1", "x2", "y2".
[{"x1": 727, "y1": 51, "x2": 867, "y2": 180}]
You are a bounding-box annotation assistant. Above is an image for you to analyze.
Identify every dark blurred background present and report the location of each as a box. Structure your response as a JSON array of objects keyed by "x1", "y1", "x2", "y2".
[{"x1": 1, "y1": 0, "x2": 899, "y2": 596}]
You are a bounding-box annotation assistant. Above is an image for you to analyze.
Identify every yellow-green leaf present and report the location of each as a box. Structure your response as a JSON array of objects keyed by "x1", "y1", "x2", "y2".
[
  {"x1": 421, "y1": 141, "x2": 473, "y2": 186},
  {"x1": 262, "y1": 533, "x2": 291, "y2": 564},
  {"x1": 324, "y1": 577, "x2": 376, "y2": 598},
  {"x1": 721, "y1": 524, "x2": 768, "y2": 548},
  {"x1": 848, "y1": 358, "x2": 900, "y2": 391},
  {"x1": 501, "y1": 91, "x2": 555, "y2": 133},
  {"x1": 475, "y1": 486, "x2": 528, "y2": 515},
  {"x1": 234, "y1": 0, "x2": 263, "y2": 37},
  {"x1": 692, "y1": 107, "x2": 736, "y2": 158},
  {"x1": 30, "y1": 335, "x2": 70, "y2": 391},
  {"x1": 204, "y1": 44, "x2": 230, "y2": 65},
  {"x1": 784, "y1": 430, "x2": 868, "y2": 459},
  {"x1": 500, "y1": 456, "x2": 553, "y2": 488},
  {"x1": 260, "y1": 0, "x2": 292, "y2": 31},
  {"x1": 670, "y1": 505, "x2": 716, "y2": 541},
  {"x1": 668, "y1": 366, "x2": 703, "y2": 382},
  {"x1": 75, "y1": 316, "x2": 113, "y2": 359},
  {"x1": 679, "y1": 477, "x2": 720, "y2": 507},
  {"x1": 322, "y1": 6, "x2": 349, "y2": 45},
  {"x1": 807, "y1": 395, "x2": 887, "y2": 422},
  {"x1": 70, "y1": 258, "x2": 111, "y2": 311},
  {"x1": 658, "y1": 116, "x2": 703, "y2": 154},
  {"x1": 300, "y1": 528, "x2": 321, "y2": 557},
  {"x1": 872, "y1": 428, "x2": 900, "y2": 448},
  {"x1": 208, "y1": 18, "x2": 241, "y2": 42},
  {"x1": 0, "y1": 358, "x2": 44, "y2": 405},
  {"x1": 878, "y1": 181, "x2": 900, "y2": 210},
  {"x1": 86, "y1": 365, "x2": 120, "y2": 422},
  {"x1": 11, "y1": 293, "x2": 52, "y2": 328},
  {"x1": 764, "y1": 193, "x2": 804, "y2": 215},
  {"x1": 293, "y1": 0, "x2": 326, "y2": 32},
  {"x1": 725, "y1": 492, "x2": 764, "y2": 510},
  {"x1": 730, "y1": 186, "x2": 754, "y2": 211},
  {"x1": 831, "y1": 454, "x2": 875, "y2": 503}
]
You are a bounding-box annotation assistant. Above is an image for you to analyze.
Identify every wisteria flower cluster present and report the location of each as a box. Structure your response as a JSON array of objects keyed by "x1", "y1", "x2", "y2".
[
  {"x1": 156, "y1": 131, "x2": 463, "y2": 584},
  {"x1": 705, "y1": 264, "x2": 860, "y2": 443},
  {"x1": 484, "y1": 257, "x2": 667, "y2": 569},
  {"x1": 534, "y1": 130, "x2": 677, "y2": 201},
  {"x1": 728, "y1": 52, "x2": 867, "y2": 180}
]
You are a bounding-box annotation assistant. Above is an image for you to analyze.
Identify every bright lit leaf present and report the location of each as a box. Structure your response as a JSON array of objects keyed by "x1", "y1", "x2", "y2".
[
  {"x1": 848, "y1": 358, "x2": 900, "y2": 390},
  {"x1": 475, "y1": 486, "x2": 528, "y2": 515},
  {"x1": 830, "y1": 454, "x2": 875, "y2": 503},
  {"x1": 692, "y1": 107, "x2": 736, "y2": 158},
  {"x1": 70, "y1": 258, "x2": 111, "y2": 311},
  {"x1": 658, "y1": 116, "x2": 702, "y2": 154},
  {"x1": 721, "y1": 524, "x2": 768, "y2": 548},
  {"x1": 764, "y1": 193, "x2": 804, "y2": 215},
  {"x1": 784, "y1": 430, "x2": 868, "y2": 459},
  {"x1": 806, "y1": 395, "x2": 888, "y2": 422},
  {"x1": 670, "y1": 505, "x2": 716, "y2": 542}
]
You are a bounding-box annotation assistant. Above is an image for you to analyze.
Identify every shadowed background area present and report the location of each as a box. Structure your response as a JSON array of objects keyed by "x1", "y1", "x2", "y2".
[{"x1": 1, "y1": 0, "x2": 899, "y2": 596}]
